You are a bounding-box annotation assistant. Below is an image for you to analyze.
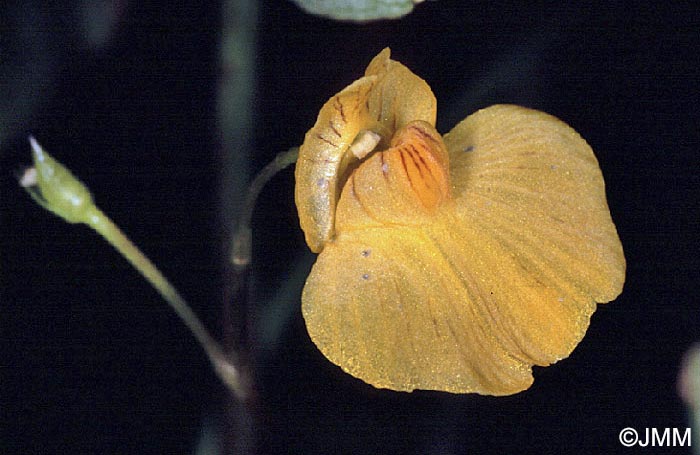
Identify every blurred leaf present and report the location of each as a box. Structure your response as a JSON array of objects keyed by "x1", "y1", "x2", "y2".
[{"x1": 291, "y1": 0, "x2": 425, "y2": 22}]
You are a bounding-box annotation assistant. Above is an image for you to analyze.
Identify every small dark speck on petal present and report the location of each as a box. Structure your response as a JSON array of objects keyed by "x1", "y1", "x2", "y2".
[
  {"x1": 464, "y1": 145, "x2": 475, "y2": 153},
  {"x1": 362, "y1": 273, "x2": 370, "y2": 280},
  {"x1": 361, "y1": 249, "x2": 371, "y2": 257}
]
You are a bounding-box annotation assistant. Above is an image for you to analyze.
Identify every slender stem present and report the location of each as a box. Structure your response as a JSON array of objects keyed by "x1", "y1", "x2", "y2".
[
  {"x1": 85, "y1": 206, "x2": 246, "y2": 399},
  {"x1": 231, "y1": 147, "x2": 299, "y2": 269}
]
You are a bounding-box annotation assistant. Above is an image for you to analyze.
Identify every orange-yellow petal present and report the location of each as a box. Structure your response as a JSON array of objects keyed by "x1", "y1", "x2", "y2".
[
  {"x1": 295, "y1": 48, "x2": 436, "y2": 252},
  {"x1": 301, "y1": 104, "x2": 625, "y2": 395},
  {"x1": 445, "y1": 105, "x2": 625, "y2": 306},
  {"x1": 336, "y1": 121, "x2": 450, "y2": 231},
  {"x1": 442, "y1": 104, "x2": 625, "y2": 367}
]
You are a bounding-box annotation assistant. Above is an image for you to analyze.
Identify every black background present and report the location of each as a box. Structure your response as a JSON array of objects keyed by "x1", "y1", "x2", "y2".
[{"x1": 2, "y1": 1, "x2": 699, "y2": 453}]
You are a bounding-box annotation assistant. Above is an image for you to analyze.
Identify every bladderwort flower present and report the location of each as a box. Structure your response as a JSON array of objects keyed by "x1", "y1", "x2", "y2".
[{"x1": 295, "y1": 48, "x2": 625, "y2": 395}]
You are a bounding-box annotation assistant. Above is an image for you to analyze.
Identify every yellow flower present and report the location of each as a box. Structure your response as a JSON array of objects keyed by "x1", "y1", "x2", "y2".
[{"x1": 295, "y1": 48, "x2": 625, "y2": 395}]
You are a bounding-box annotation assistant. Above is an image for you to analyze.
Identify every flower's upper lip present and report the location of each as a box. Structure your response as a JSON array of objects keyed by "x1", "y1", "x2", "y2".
[{"x1": 295, "y1": 47, "x2": 437, "y2": 252}]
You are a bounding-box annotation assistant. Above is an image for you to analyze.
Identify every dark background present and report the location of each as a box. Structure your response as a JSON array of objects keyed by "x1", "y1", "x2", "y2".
[{"x1": 2, "y1": 1, "x2": 698, "y2": 453}]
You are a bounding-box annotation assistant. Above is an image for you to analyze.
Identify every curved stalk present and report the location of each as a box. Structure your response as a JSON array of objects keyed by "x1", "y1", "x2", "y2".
[
  {"x1": 21, "y1": 137, "x2": 245, "y2": 399},
  {"x1": 231, "y1": 147, "x2": 299, "y2": 269}
]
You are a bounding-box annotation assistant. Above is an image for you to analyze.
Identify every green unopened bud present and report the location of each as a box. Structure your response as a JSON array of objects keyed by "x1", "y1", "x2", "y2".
[
  {"x1": 22, "y1": 137, "x2": 95, "y2": 224},
  {"x1": 19, "y1": 136, "x2": 245, "y2": 397}
]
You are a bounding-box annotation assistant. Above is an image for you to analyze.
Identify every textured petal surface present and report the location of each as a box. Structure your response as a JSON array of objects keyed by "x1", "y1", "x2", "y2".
[
  {"x1": 336, "y1": 121, "x2": 450, "y2": 229},
  {"x1": 295, "y1": 48, "x2": 436, "y2": 252},
  {"x1": 302, "y1": 104, "x2": 625, "y2": 395}
]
